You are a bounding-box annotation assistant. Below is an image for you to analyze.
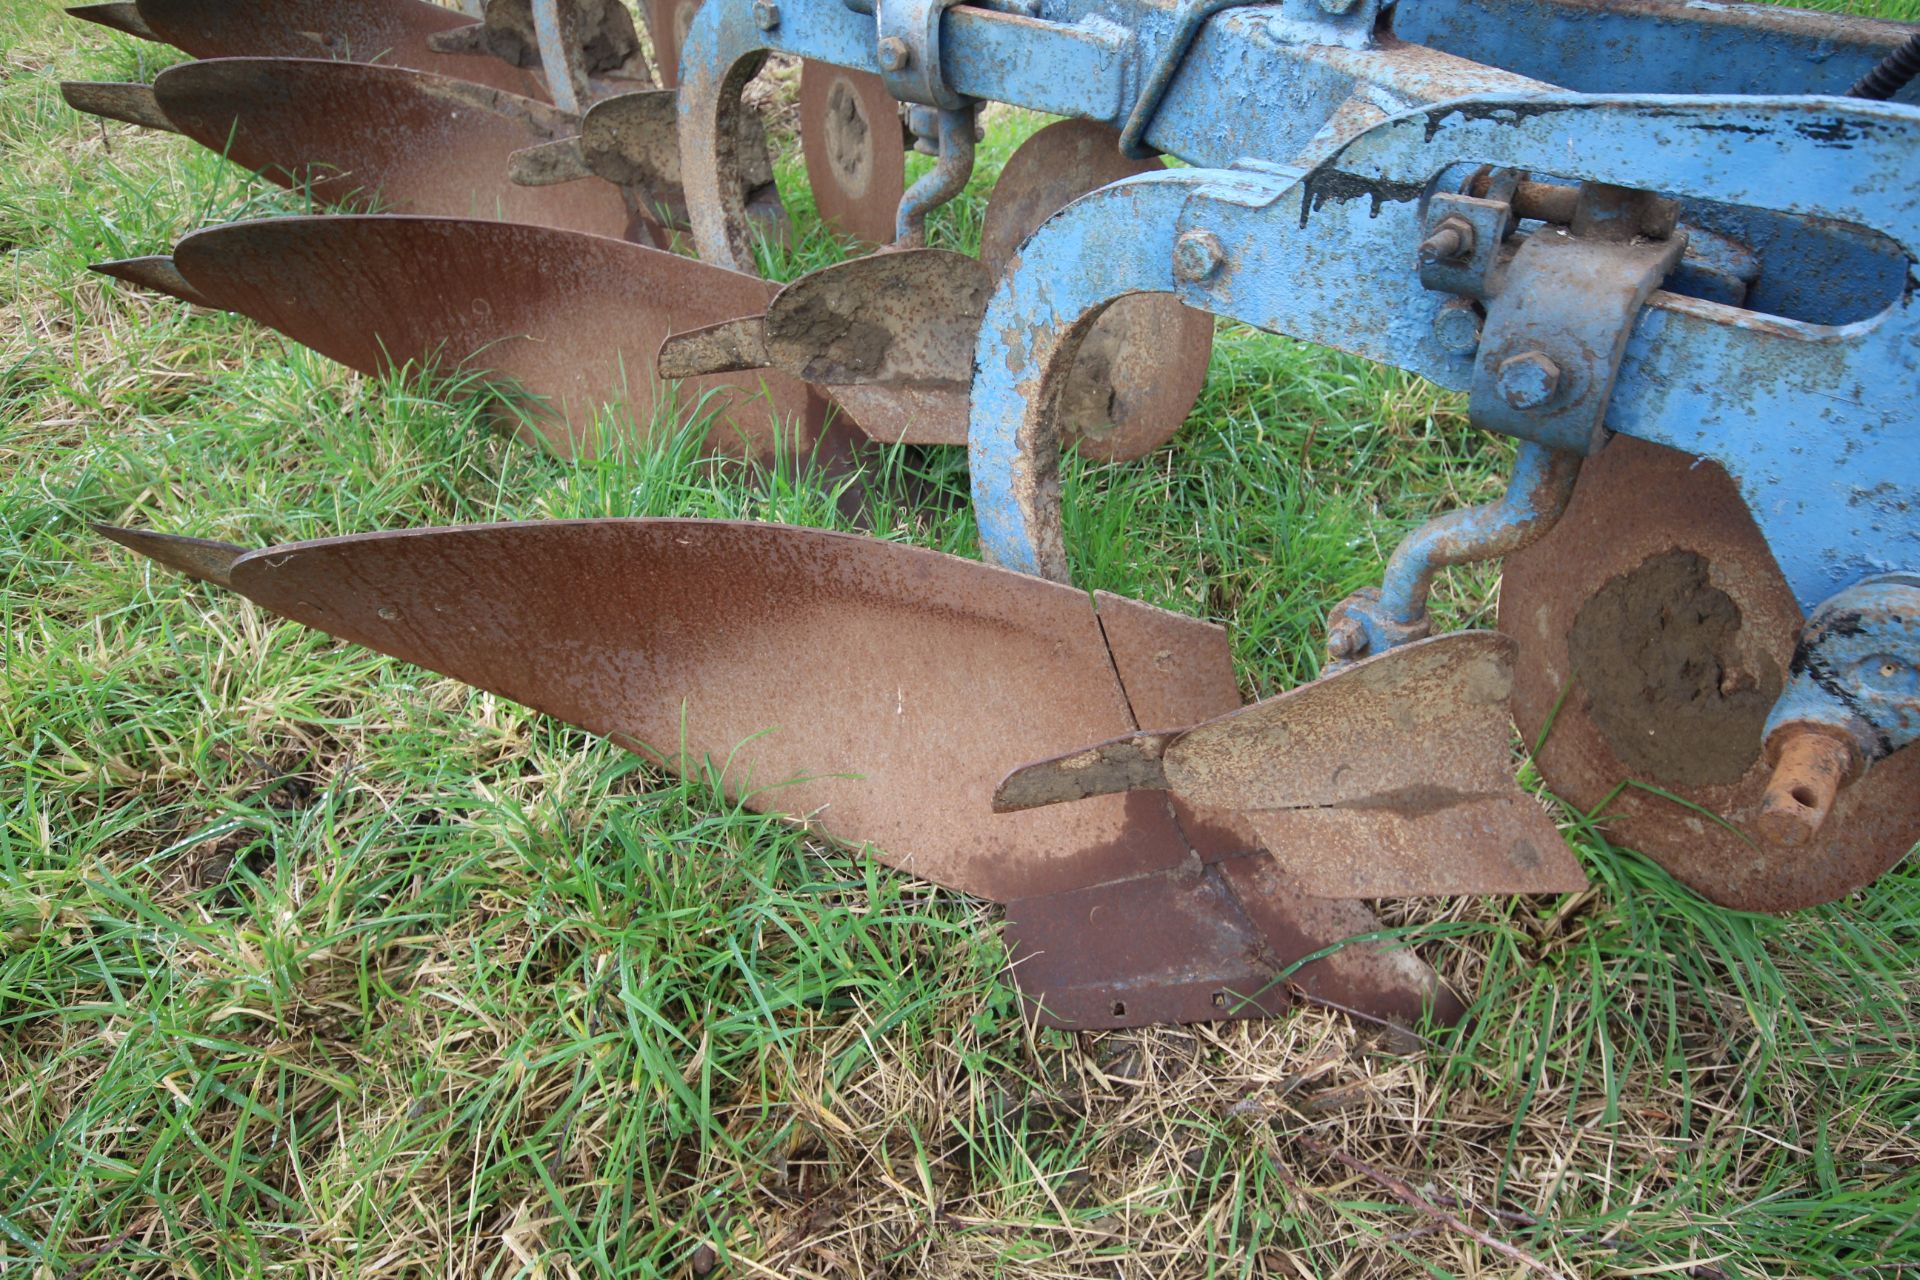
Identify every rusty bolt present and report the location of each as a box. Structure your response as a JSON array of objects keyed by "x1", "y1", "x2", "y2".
[
  {"x1": 1172, "y1": 229, "x2": 1226, "y2": 283},
  {"x1": 1496, "y1": 350, "x2": 1561, "y2": 409},
  {"x1": 877, "y1": 35, "x2": 910, "y2": 72},
  {"x1": 753, "y1": 0, "x2": 780, "y2": 28},
  {"x1": 1431, "y1": 298, "x2": 1481, "y2": 355},
  {"x1": 1326, "y1": 616, "x2": 1368, "y2": 660},
  {"x1": 1418, "y1": 216, "x2": 1475, "y2": 264}
]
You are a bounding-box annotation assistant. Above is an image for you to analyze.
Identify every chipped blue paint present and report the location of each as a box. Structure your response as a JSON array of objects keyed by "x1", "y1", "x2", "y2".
[
  {"x1": 1765, "y1": 576, "x2": 1920, "y2": 760},
  {"x1": 970, "y1": 96, "x2": 1920, "y2": 615}
]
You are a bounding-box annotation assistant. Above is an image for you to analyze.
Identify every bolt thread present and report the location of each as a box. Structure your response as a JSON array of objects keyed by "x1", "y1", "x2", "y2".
[{"x1": 1848, "y1": 33, "x2": 1920, "y2": 101}]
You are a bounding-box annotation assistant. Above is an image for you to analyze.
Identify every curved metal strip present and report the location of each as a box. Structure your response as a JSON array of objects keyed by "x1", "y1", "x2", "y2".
[
  {"x1": 151, "y1": 58, "x2": 637, "y2": 242},
  {"x1": 134, "y1": 0, "x2": 542, "y2": 96},
  {"x1": 978, "y1": 118, "x2": 1213, "y2": 463},
  {"x1": 170, "y1": 214, "x2": 822, "y2": 461},
  {"x1": 970, "y1": 168, "x2": 1201, "y2": 580}
]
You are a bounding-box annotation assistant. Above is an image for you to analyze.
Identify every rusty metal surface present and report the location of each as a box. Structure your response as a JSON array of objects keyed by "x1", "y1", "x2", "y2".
[
  {"x1": 134, "y1": 0, "x2": 543, "y2": 97},
  {"x1": 978, "y1": 119, "x2": 1213, "y2": 462},
  {"x1": 1755, "y1": 728, "x2": 1854, "y2": 848},
  {"x1": 165, "y1": 214, "x2": 824, "y2": 461},
  {"x1": 1244, "y1": 796, "x2": 1575, "y2": 899},
  {"x1": 1501, "y1": 435, "x2": 1920, "y2": 912},
  {"x1": 189, "y1": 519, "x2": 1221, "y2": 903},
  {"x1": 1003, "y1": 866, "x2": 1292, "y2": 1029},
  {"x1": 91, "y1": 255, "x2": 210, "y2": 308},
  {"x1": 151, "y1": 57, "x2": 637, "y2": 241},
  {"x1": 97, "y1": 526, "x2": 241, "y2": 588},
  {"x1": 576, "y1": 89, "x2": 785, "y2": 240},
  {"x1": 997, "y1": 633, "x2": 1586, "y2": 897},
  {"x1": 798, "y1": 62, "x2": 906, "y2": 248},
  {"x1": 60, "y1": 81, "x2": 176, "y2": 132},
  {"x1": 67, "y1": 3, "x2": 154, "y2": 40},
  {"x1": 647, "y1": 0, "x2": 703, "y2": 89},
  {"x1": 1216, "y1": 854, "x2": 1468, "y2": 1027},
  {"x1": 106, "y1": 518, "x2": 1459, "y2": 1029},
  {"x1": 765, "y1": 249, "x2": 986, "y2": 383},
  {"x1": 654, "y1": 249, "x2": 984, "y2": 444}
]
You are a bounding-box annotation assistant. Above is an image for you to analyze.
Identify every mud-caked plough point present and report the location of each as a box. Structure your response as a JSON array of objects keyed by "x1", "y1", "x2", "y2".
[{"x1": 69, "y1": 0, "x2": 1920, "y2": 1030}]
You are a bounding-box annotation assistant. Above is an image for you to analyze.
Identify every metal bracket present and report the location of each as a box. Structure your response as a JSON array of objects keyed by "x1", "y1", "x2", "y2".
[
  {"x1": 1460, "y1": 183, "x2": 1687, "y2": 456},
  {"x1": 876, "y1": 0, "x2": 970, "y2": 109}
]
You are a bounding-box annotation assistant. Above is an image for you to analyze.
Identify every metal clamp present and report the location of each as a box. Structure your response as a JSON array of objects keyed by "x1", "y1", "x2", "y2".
[
  {"x1": 1458, "y1": 183, "x2": 1686, "y2": 456},
  {"x1": 876, "y1": 0, "x2": 970, "y2": 109}
]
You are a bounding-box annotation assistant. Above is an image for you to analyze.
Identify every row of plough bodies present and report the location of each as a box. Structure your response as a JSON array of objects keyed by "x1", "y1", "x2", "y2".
[{"x1": 65, "y1": 0, "x2": 1920, "y2": 1030}]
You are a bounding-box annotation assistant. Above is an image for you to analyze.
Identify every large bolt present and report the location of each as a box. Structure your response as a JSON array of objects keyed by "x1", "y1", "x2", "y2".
[
  {"x1": 1431, "y1": 298, "x2": 1481, "y2": 355},
  {"x1": 1172, "y1": 229, "x2": 1226, "y2": 283},
  {"x1": 1496, "y1": 350, "x2": 1561, "y2": 409},
  {"x1": 877, "y1": 35, "x2": 910, "y2": 72},
  {"x1": 1418, "y1": 216, "x2": 1475, "y2": 264},
  {"x1": 752, "y1": 0, "x2": 780, "y2": 28}
]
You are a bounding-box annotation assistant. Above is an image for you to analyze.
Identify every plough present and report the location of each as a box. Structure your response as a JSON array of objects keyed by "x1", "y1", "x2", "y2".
[{"x1": 65, "y1": 0, "x2": 1920, "y2": 1030}]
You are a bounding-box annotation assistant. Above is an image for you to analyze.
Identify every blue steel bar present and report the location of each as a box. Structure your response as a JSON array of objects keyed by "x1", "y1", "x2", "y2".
[{"x1": 967, "y1": 95, "x2": 1920, "y2": 613}]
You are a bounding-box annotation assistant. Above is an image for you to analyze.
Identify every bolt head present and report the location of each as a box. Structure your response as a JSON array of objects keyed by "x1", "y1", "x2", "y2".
[
  {"x1": 1496, "y1": 350, "x2": 1561, "y2": 410},
  {"x1": 1431, "y1": 300, "x2": 1481, "y2": 355},
  {"x1": 877, "y1": 35, "x2": 910, "y2": 72},
  {"x1": 1172, "y1": 229, "x2": 1225, "y2": 283},
  {"x1": 752, "y1": 0, "x2": 780, "y2": 28},
  {"x1": 1326, "y1": 617, "x2": 1368, "y2": 660}
]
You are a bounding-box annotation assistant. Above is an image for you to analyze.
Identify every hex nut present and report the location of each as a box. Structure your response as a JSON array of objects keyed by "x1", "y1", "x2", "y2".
[
  {"x1": 1496, "y1": 350, "x2": 1562, "y2": 410},
  {"x1": 1172, "y1": 229, "x2": 1226, "y2": 283},
  {"x1": 877, "y1": 35, "x2": 910, "y2": 72},
  {"x1": 752, "y1": 0, "x2": 780, "y2": 29}
]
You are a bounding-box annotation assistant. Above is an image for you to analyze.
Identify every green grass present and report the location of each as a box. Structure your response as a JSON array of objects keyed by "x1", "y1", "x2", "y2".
[{"x1": 3, "y1": 1, "x2": 1919, "y2": 1276}]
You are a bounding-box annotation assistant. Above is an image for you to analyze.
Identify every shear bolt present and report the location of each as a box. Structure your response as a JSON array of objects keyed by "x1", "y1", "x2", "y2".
[
  {"x1": 877, "y1": 35, "x2": 911, "y2": 71},
  {"x1": 1496, "y1": 351, "x2": 1561, "y2": 409},
  {"x1": 753, "y1": 0, "x2": 781, "y2": 28},
  {"x1": 1173, "y1": 229, "x2": 1226, "y2": 283}
]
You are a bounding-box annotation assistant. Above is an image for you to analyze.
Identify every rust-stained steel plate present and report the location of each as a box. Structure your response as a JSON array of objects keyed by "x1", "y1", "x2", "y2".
[
  {"x1": 764, "y1": 249, "x2": 985, "y2": 384},
  {"x1": 798, "y1": 62, "x2": 906, "y2": 249},
  {"x1": 979, "y1": 119, "x2": 1213, "y2": 462},
  {"x1": 1501, "y1": 435, "x2": 1920, "y2": 912},
  {"x1": 996, "y1": 633, "x2": 1586, "y2": 898},
  {"x1": 1004, "y1": 865, "x2": 1293, "y2": 1029},
  {"x1": 131, "y1": 0, "x2": 542, "y2": 97},
  {"x1": 133, "y1": 214, "x2": 824, "y2": 461},
  {"x1": 118, "y1": 520, "x2": 1204, "y2": 903},
  {"x1": 102, "y1": 518, "x2": 1459, "y2": 1029},
  {"x1": 647, "y1": 0, "x2": 703, "y2": 89},
  {"x1": 655, "y1": 249, "x2": 985, "y2": 445},
  {"x1": 1216, "y1": 854, "x2": 1468, "y2": 1027},
  {"x1": 150, "y1": 57, "x2": 637, "y2": 241}
]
